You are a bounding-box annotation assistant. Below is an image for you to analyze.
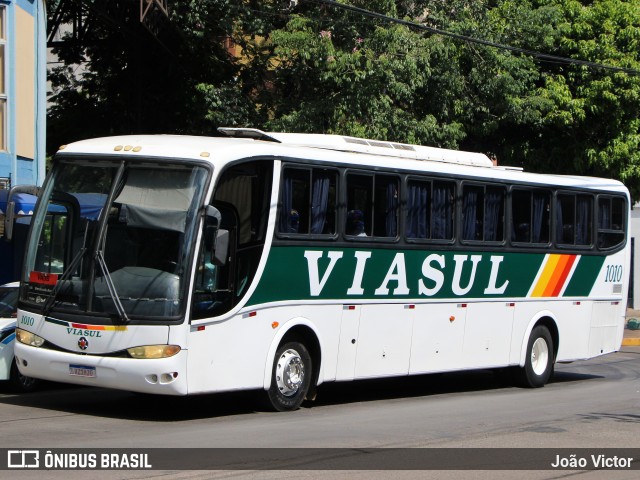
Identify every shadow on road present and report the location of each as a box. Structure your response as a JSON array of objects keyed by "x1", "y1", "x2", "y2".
[{"x1": 0, "y1": 366, "x2": 602, "y2": 422}]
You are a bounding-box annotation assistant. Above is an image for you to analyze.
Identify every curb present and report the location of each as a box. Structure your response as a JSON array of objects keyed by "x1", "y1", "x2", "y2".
[{"x1": 622, "y1": 338, "x2": 640, "y2": 346}]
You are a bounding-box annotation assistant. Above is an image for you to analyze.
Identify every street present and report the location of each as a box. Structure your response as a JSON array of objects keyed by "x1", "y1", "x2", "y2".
[{"x1": 1, "y1": 346, "x2": 639, "y2": 479}]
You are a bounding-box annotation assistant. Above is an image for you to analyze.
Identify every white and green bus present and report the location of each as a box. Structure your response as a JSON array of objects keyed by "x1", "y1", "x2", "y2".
[{"x1": 12, "y1": 128, "x2": 630, "y2": 410}]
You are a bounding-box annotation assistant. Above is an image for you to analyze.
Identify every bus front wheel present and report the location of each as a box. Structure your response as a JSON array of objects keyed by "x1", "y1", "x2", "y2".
[
  {"x1": 517, "y1": 325, "x2": 554, "y2": 388},
  {"x1": 266, "y1": 341, "x2": 312, "y2": 412},
  {"x1": 9, "y1": 358, "x2": 39, "y2": 393}
]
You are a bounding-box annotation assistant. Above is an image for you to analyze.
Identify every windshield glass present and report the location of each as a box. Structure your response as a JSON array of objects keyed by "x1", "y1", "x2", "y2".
[
  {"x1": 22, "y1": 158, "x2": 209, "y2": 321},
  {"x1": 0, "y1": 286, "x2": 18, "y2": 317}
]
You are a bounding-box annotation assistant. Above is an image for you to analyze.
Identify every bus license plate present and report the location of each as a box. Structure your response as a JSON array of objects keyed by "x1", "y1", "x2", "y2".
[{"x1": 69, "y1": 364, "x2": 96, "y2": 378}]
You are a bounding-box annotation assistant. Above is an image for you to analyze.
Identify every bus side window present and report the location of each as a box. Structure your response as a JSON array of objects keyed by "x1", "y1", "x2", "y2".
[
  {"x1": 193, "y1": 160, "x2": 273, "y2": 319},
  {"x1": 346, "y1": 173, "x2": 398, "y2": 238},
  {"x1": 406, "y1": 178, "x2": 455, "y2": 242},
  {"x1": 556, "y1": 193, "x2": 593, "y2": 246},
  {"x1": 373, "y1": 175, "x2": 398, "y2": 238},
  {"x1": 597, "y1": 196, "x2": 626, "y2": 249},
  {"x1": 346, "y1": 173, "x2": 372, "y2": 237},
  {"x1": 511, "y1": 190, "x2": 531, "y2": 242},
  {"x1": 311, "y1": 170, "x2": 337, "y2": 235},
  {"x1": 406, "y1": 179, "x2": 430, "y2": 239},
  {"x1": 461, "y1": 184, "x2": 504, "y2": 243},
  {"x1": 462, "y1": 185, "x2": 483, "y2": 241},
  {"x1": 511, "y1": 189, "x2": 550, "y2": 245},
  {"x1": 192, "y1": 203, "x2": 237, "y2": 319},
  {"x1": 431, "y1": 181, "x2": 454, "y2": 240},
  {"x1": 279, "y1": 167, "x2": 337, "y2": 236},
  {"x1": 280, "y1": 168, "x2": 310, "y2": 234},
  {"x1": 532, "y1": 191, "x2": 551, "y2": 244}
]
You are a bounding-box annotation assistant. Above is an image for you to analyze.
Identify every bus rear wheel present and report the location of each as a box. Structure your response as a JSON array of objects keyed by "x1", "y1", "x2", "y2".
[
  {"x1": 517, "y1": 325, "x2": 554, "y2": 388},
  {"x1": 266, "y1": 341, "x2": 312, "y2": 412}
]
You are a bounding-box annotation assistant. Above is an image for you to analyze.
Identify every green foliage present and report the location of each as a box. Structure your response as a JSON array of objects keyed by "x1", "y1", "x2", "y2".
[
  {"x1": 519, "y1": 0, "x2": 640, "y2": 199},
  {"x1": 263, "y1": 5, "x2": 466, "y2": 147},
  {"x1": 47, "y1": 0, "x2": 640, "y2": 199},
  {"x1": 47, "y1": 0, "x2": 270, "y2": 153}
]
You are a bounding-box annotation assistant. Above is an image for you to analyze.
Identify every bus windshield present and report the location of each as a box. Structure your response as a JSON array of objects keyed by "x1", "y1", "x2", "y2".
[{"x1": 21, "y1": 158, "x2": 208, "y2": 321}]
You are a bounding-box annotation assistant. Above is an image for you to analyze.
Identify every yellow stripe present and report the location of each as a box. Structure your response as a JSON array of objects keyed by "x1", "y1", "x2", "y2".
[
  {"x1": 71, "y1": 323, "x2": 127, "y2": 331},
  {"x1": 542, "y1": 254, "x2": 570, "y2": 297},
  {"x1": 531, "y1": 254, "x2": 561, "y2": 297}
]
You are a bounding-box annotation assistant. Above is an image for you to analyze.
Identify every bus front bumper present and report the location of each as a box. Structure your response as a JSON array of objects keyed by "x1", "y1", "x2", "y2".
[{"x1": 13, "y1": 342, "x2": 188, "y2": 395}]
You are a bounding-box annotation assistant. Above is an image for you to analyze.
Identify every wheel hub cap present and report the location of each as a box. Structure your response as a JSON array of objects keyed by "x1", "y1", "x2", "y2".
[
  {"x1": 531, "y1": 337, "x2": 549, "y2": 376},
  {"x1": 275, "y1": 349, "x2": 305, "y2": 397}
]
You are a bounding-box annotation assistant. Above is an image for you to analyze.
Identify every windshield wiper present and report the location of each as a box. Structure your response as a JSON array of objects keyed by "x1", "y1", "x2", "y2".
[
  {"x1": 42, "y1": 246, "x2": 87, "y2": 316},
  {"x1": 41, "y1": 246, "x2": 130, "y2": 323},
  {"x1": 95, "y1": 250, "x2": 130, "y2": 323}
]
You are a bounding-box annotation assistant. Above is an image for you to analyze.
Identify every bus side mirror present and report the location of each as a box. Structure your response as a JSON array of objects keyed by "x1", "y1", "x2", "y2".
[
  {"x1": 4, "y1": 185, "x2": 40, "y2": 242},
  {"x1": 4, "y1": 200, "x2": 15, "y2": 242},
  {"x1": 204, "y1": 206, "x2": 228, "y2": 266}
]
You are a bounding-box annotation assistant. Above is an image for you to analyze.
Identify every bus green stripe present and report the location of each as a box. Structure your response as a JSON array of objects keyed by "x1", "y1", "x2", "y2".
[
  {"x1": 563, "y1": 255, "x2": 606, "y2": 297},
  {"x1": 246, "y1": 246, "x2": 604, "y2": 305},
  {"x1": 45, "y1": 317, "x2": 68, "y2": 327}
]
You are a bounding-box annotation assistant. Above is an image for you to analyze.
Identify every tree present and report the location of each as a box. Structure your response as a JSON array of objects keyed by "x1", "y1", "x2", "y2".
[
  {"x1": 47, "y1": 0, "x2": 269, "y2": 154},
  {"x1": 532, "y1": 0, "x2": 640, "y2": 199},
  {"x1": 261, "y1": 1, "x2": 466, "y2": 146},
  {"x1": 47, "y1": 1, "x2": 640, "y2": 199},
  {"x1": 266, "y1": 0, "x2": 640, "y2": 198}
]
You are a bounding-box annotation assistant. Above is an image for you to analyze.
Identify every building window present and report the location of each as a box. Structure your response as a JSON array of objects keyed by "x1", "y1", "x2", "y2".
[{"x1": 0, "y1": 5, "x2": 5, "y2": 151}]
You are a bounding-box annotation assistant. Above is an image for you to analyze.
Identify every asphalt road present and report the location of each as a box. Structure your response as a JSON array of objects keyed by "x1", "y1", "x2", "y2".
[{"x1": 1, "y1": 346, "x2": 639, "y2": 480}]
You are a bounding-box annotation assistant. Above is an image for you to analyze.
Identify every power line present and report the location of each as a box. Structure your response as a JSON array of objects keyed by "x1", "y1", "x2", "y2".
[{"x1": 305, "y1": 0, "x2": 640, "y2": 76}]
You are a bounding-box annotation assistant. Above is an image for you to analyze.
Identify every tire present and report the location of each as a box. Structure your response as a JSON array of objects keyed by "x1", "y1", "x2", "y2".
[
  {"x1": 266, "y1": 341, "x2": 312, "y2": 412},
  {"x1": 9, "y1": 357, "x2": 39, "y2": 393},
  {"x1": 517, "y1": 325, "x2": 554, "y2": 388}
]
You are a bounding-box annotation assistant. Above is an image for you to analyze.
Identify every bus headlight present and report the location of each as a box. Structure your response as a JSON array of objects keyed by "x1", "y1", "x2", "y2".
[
  {"x1": 15, "y1": 328, "x2": 45, "y2": 347},
  {"x1": 127, "y1": 345, "x2": 181, "y2": 359}
]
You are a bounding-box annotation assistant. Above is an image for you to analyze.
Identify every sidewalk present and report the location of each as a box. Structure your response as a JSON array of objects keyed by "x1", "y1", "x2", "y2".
[{"x1": 623, "y1": 309, "x2": 640, "y2": 346}]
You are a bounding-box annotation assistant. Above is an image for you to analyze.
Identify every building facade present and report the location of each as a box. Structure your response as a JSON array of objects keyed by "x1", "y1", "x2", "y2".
[{"x1": 0, "y1": 0, "x2": 46, "y2": 190}]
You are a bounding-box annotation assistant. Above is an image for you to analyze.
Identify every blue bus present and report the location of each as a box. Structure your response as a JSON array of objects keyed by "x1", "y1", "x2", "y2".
[{"x1": 0, "y1": 189, "x2": 38, "y2": 285}]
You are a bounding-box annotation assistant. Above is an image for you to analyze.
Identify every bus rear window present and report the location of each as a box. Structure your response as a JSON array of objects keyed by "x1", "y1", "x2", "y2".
[{"x1": 597, "y1": 196, "x2": 626, "y2": 249}]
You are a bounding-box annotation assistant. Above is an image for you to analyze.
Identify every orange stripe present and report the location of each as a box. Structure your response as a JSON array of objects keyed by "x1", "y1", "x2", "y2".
[
  {"x1": 71, "y1": 323, "x2": 104, "y2": 330},
  {"x1": 531, "y1": 255, "x2": 560, "y2": 297},
  {"x1": 70, "y1": 323, "x2": 126, "y2": 331},
  {"x1": 542, "y1": 255, "x2": 571, "y2": 297},
  {"x1": 550, "y1": 255, "x2": 577, "y2": 297}
]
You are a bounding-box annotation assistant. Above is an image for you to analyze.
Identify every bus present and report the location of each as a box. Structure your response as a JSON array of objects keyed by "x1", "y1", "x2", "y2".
[
  {"x1": 1, "y1": 187, "x2": 103, "y2": 391},
  {"x1": 12, "y1": 128, "x2": 630, "y2": 411},
  {"x1": 0, "y1": 188, "x2": 39, "y2": 285}
]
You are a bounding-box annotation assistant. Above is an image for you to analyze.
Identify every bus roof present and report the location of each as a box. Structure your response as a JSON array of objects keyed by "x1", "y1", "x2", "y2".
[{"x1": 56, "y1": 131, "x2": 628, "y2": 194}]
